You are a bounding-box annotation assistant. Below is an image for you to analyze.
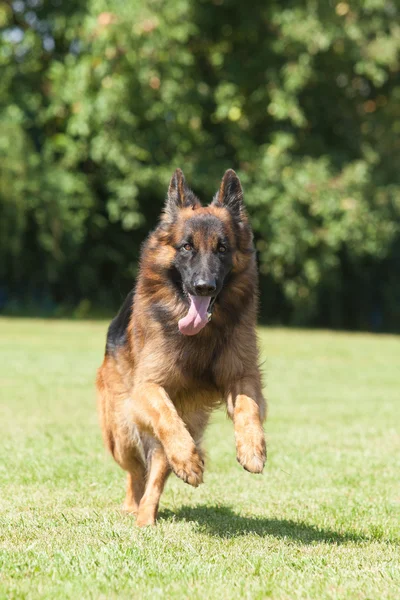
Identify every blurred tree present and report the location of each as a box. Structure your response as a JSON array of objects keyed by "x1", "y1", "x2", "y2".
[{"x1": 0, "y1": 0, "x2": 399, "y2": 328}]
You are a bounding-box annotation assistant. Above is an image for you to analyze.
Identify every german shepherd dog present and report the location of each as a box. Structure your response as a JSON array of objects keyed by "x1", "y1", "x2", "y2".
[{"x1": 96, "y1": 169, "x2": 266, "y2": 526}]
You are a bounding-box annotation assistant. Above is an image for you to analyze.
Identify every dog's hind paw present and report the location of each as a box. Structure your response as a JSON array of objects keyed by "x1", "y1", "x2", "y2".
[
  {"x1": 136, "y1": 512, "x2": 156, "y2": 527},
  {"x1": 122, "y1": 501, "x2": 139, "y2": 515}
]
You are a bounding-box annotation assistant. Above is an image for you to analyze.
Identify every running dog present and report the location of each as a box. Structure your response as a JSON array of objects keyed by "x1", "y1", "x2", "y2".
[{"x1": 96, "y1": 168, "x2": 266, "y2": 526}]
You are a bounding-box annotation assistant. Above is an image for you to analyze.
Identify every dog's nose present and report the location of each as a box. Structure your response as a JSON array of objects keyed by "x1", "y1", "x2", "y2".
[{"x1": 194, "y1": 279, "x2": 217, "y2": 296}]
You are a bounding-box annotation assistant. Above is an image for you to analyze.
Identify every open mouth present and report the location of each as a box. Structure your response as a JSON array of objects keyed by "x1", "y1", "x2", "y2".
[{"x1": 178, "y1": 293, "x2": 213, "y2": 336}]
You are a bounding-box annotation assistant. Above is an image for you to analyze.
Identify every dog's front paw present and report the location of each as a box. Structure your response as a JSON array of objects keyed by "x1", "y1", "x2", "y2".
[
  {"x1": 168, "y1": 445, "x2": 204, "y2": 487},
  {"x1": 236, "y1": 428, "x2": 266, "y2": 474}
]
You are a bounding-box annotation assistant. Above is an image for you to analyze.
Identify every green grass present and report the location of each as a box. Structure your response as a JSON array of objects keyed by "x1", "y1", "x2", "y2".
[{"x1": 0, "y1": 318, "x2": 399, "y2": 599}]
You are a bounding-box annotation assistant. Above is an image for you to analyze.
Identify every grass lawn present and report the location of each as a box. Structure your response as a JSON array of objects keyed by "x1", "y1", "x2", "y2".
[{"x1": 0, "y1": 318, "x2": 399, "y2": 599}]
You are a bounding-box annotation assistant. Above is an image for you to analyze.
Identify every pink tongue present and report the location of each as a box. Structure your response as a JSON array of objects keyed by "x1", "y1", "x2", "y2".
[{"x1": 178, "y1": 295, "x2": 211, "y2": 336}]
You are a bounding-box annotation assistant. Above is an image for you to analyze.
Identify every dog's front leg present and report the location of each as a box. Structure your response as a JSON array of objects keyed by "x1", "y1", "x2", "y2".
[
  {"x1": 132, "y1": 382, "x2": 204, "y2": 487},
  {"x1": 227, "y1": 379, "x2": 266, "y2": 474}
]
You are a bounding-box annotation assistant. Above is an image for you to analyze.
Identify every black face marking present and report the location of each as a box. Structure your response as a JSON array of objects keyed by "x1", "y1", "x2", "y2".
[
  {"x1": 173, "y1": 215, "x2": 233, "y2": 298},
  {"x1": 167, "y1": 265, "x2": 186, "y2": 300}
]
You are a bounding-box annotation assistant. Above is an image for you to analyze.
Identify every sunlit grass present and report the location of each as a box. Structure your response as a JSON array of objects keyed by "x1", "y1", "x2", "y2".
[{"x1": 0, "y1": 318, "x2": 399, "y2": 599}]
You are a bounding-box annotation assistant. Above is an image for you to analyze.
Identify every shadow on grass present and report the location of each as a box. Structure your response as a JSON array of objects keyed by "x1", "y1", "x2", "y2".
[{"x1": 158, "y1": 505, "x2": 371, "y2": 545}]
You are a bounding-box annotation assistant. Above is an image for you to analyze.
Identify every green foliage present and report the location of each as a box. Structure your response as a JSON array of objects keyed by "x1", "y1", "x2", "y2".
[{"x1": 1, "y1": 0, "x2": 399, "y2": 328}]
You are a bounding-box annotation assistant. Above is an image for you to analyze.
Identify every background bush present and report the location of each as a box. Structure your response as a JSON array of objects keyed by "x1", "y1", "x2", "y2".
[{"x1": 1, "y1": 0, "x2": 399, "y2": 329}]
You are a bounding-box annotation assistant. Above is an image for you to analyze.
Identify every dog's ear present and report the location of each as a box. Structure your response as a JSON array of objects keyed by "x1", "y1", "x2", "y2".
[
  {"x1": 164, "y1": 169, "x2": 200, "y2": 219},
  {"x1": 212, "y1": 169, "x2": 247, "y2": 221}
]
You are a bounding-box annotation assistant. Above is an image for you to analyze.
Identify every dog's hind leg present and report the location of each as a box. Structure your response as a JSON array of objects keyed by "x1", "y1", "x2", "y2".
[
  {"x1": 97, "y1": 359, "x2": 146, "y2": 514},
  {"x1": 136, "y1": 446, "x2": 171, "y2": 527},
  {"x1": 113, "y1": 426, "x2": 147, "y2": 514},
  {"x1": 123, "y1": 462, "x2": 146, "y2": 515}
]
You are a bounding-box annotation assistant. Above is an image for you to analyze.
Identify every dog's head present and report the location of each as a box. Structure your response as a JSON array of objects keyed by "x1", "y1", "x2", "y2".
[{"x1": 157, "y1": 168, "x2": 254, "y2": 336}]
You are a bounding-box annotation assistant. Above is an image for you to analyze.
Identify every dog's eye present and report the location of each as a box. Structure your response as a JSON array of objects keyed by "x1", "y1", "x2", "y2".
[
  {"x1": 218, "y1": 244, "x2": 227, "y2": 253},
  {"x1": 183, "y1": 243, "x2": 192, "y2": 252}
]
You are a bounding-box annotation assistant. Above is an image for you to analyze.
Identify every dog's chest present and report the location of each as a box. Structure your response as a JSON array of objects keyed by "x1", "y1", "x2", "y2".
[
  {"x1": 170, "y1": 335, "x2": 220, "y2": 388},
  {"x1": 180, "y1": 346, "x2": 215, "y2": 382},
  {"x1": 152, "y1": 329, "x2": 236, "y2": 394}
]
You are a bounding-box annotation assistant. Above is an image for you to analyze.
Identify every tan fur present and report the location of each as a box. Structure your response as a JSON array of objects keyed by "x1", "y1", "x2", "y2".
[{"x1": 96, "y1": 170, "x2": 267, "y2": 526}]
